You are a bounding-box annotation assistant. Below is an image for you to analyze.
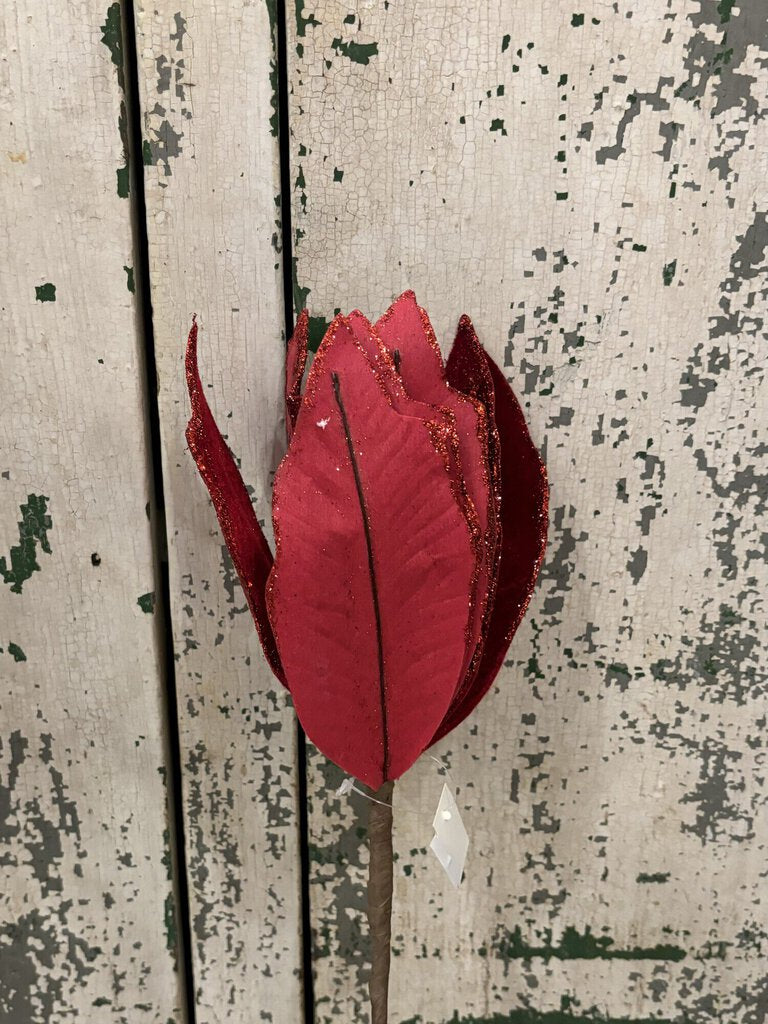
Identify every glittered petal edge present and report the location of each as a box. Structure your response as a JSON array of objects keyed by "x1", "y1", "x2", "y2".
[
  {"x1": 185, "y1": 318, "x2": 287, "y2": 685},
  {"x1": 435, "y1": 315, "x2": 503, "y2": 719},
  {"x1": 430, "y1": 334, "x2": 548, "y2": 743},
  {"x1": 374, "y1": 298, "x2": 495, "y2": 699}
]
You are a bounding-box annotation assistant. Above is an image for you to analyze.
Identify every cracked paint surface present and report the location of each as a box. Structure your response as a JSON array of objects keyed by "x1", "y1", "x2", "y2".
[
  {"x1": 1, "y1": 0, "x2": 185, "y2": 1018},
  {"x1": 288, "y1": 1, "x2": 767, "y2": 1021},
  {"x1": 6, "y1": 0, "x2": 764, "y2": 1021},
  {"x1": 133, "y1": 1, "x2": 303, "y2": 1020}
]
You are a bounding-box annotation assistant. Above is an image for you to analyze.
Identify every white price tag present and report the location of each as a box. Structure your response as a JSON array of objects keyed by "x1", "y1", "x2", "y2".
[{"x1": 429, "y1": 783, "x2": 468, "y2": 888}]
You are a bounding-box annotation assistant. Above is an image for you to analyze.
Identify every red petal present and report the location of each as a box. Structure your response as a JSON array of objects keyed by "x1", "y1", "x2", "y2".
[
  {"x1": 267, "y1": 317, "x2": 475, "y2": 787},
  {"x1": 375, "y1": 292, "x2": 494, "y2": 698},
  {"x1": 431, "y1": 323, "x2": 548, "y2": 742},
  {"x1": 285, "y1": 309, "x2": 309, "y2": 442},
  {"x1": 440, "y1": 316, "x2": 503, "y2": 703},
  {"x1": 185, "y1": 319, "x2": 286, "y2": 684}
]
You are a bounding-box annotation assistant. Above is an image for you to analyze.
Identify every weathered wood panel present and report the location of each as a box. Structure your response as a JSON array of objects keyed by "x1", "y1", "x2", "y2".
[
  {"x1": 132, "y1": 3, "x2": 304, "y2": 1020},
  {"x1": 0, "y1": 2, "x2": 186, "y2": 1020},
  {"x1": 288, "y1": 1, "x2": 768, "y2": 1021}
]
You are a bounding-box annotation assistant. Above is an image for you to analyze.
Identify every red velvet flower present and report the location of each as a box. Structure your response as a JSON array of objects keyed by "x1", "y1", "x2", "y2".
[{"x1": 186, "y1": 292, "x2": 548, "y2": 789}]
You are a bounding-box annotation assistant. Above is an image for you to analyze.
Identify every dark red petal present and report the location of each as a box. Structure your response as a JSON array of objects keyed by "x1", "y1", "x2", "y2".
[
  {"x1": 376, "y1": 292, "x2": 494, "y2": 699},
  {"x1": 445, "y1": 316, "x2": 500, "y2": 474},
  {"x1": 285, "y1": 309, "x2": 309, "y2": 442},
  {"x1": 267, "y1": 317, "x2": 475, "y2": 788},
  {"x1": 439, "y1": 316, "x2": 503, "y2": 704},
  {"x1": 185, "y1": 319, "x2": 286, "y2": 684},
  {"x1": 431, "y1": 326, "x2": 548, "y2": 743}
]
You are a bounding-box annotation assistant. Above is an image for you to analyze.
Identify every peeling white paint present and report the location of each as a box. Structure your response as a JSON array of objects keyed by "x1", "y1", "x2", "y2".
[
  {"x1": 289, "y1": 2, "x2": 768, "y2": 1022},
  {"x1": 0, "y1": 1, "x2": 184, "y2": 1019}
]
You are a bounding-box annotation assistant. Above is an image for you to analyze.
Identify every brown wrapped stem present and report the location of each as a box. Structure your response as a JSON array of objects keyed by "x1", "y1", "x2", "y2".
[{"x1": 368, "y1": 780, "x2": 394, "y2": 1024}]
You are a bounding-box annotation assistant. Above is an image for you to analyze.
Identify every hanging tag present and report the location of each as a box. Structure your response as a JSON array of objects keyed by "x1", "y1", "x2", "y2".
[{"x1": 429, "y1": 783, "x2": 468, "y2": 888}]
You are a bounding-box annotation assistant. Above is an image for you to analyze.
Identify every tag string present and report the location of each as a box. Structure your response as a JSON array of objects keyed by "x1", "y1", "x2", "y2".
[
  {"x1": 429, "y1": 755, "x2": 457, "y2": 792},
  {"x1": 334, "y1": 754, "x2": 459, "y2": 811},
  {"x1": 335, "y1": 777, "x2": 392, "y2": 807}
]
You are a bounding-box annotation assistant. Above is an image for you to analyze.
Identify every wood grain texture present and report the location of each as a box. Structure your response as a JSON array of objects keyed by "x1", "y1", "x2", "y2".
[
  {"x1": 0, "y1": 1, "x2": 185, "y2": 1020},
  {"x1": 287, "y1": 1, "x2": 768, "y2": 1021},
  {"x1": 132, "y1": 3, "x2": 304, "y2": 1020}
]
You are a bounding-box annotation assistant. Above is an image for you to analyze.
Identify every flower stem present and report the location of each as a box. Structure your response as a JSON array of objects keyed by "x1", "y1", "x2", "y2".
[{"x1": 368, "y1": 780, "x2": 394, "y2": 1024}]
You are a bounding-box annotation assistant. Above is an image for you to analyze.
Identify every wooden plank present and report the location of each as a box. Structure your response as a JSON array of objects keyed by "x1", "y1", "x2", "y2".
[
  {"x1": 132, "y1": 3, "x2": 304, "y2": 1021},
  {"x1": 0, "y1": 2, "x2": 186, "y2": 1020},
  {"x1": 287, "y1": 1, "x2": 768, "y2": 1021}
]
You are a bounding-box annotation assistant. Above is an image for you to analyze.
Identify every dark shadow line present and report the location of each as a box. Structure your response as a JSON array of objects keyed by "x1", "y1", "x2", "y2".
[
  {"x1": 121, "y1": 2, "x2": 198, "y2": 1021},
  {"x1": 275, "y1": 2, "x2": 316, "y2": 1022}
]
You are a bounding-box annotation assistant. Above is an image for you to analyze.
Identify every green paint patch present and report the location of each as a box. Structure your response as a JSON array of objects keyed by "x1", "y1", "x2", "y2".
[
  {"x1": 265, "y1": 0, "x2": 279, "y2": 137},
  {"x1": 123, "y1": 265, "x2": 135, "y2": 293},
  {"x1": 402, "y1": 1009, "x2": 675, "y2": 1023},
  {"x1": 717, "y1": 0, "x2": 735, "y2": 22},
  {"x1": 137, "y1": 592, "x2": 156, "y2": 614},
  {"x1": 0, "y1": 494, "x2": 52, "y2": 594},
  {"x1": 164, "y1": 891, "x2": 177, "y2": 950},
  {"x1": 663, "y1": 259, "x2": 677, "y2": 285},
  {"x1": 556, "y1": 191, "x2": 569, "y2": 200},
  {"x1": 606, "y1": 662, "x2": 631, "y2": 688},
  {"x1": 100, "y1": 3, "x2": 125, "y2": 90},
  {"x1": 525, "y1": 655, "x2": 545, "y2": 681},
  {"x1": 295, "y1": 0, "x2": 320, "y2": 36},
  {"x1": 333, "y1": 167, "x2": 344, "y2": 182},
  {"x1": 632, "y1": 243, "x2": 647, "y2": 252},
  {"x1": 101, "y1": 5, "x2": 130, "y2": 197},
  {"x1": 308, "y1": 841, "x2": 347, "y2": 866},
  {"x1": 637, "y1": 872, "x2": 671, "y2": 884},
  {"x1": 142, "y1": 139, "x2": 153, "y2": 165},
  {"x1": 308, "y1": 315, "x2": 330, "y2": 352},
  {"x1": 6, "y1": 642, "x2": 26, "y2": 662},
  {"x1": 292, "y1": 253, "x2": 335, "y2": 351},
  {"x1": 35, "y1": 283, "x2": 56, "y2": 303},
  {"x1": 292, "y1": 256, "x2": 311, "y2": 321},
  {"x1": 571, "y1": 13, "x2": 584, "y2": 26},
  {"x1": 160, "y1": 827, "x2": 173, "y2": 880},
  {"x1": 490, "y1": 118, "x2": 507, "y2": 135},
  {"x1": 485, "y1": 925, "x2": 685, "y2": 963},
  {"x1": 331, "y1": 37, "x2": 379, "y2": 65},
  {"x1": 116, "y1": 160, "x2": 130, "y2": 198},
  {"x1": 344, "y1": 12, "x2": 356, "y2": 23},
  {"x1": 295, "y1": 164, "x2": 308, "y2": 211},
  {"x1": 502, "y1": 34, "x2": 511, "y2": 51}
]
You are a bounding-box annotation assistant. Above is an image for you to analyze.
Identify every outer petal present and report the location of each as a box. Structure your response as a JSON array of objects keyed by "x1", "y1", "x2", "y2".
[
  {"x1": 431, "y1": 321, "x2": 548, "y2": 742},
  {"x1": 285, "y1": 309, "x2": 309, "y2": 442},
  {"x1": 267, "y1": 316, "x2": 475, "y2": 787},
  {"x1": 375, "y1": 292, "x2": 494, "y2": 696},
  {"x1": 442, "y1": 315, "x2": 503, "y2": 698},
  {"x1": 185, "y1": 319, "x2": 286, "y2": 684}
]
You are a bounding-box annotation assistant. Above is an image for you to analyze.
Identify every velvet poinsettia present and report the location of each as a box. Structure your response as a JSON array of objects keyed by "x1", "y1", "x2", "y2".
[{"x1": 186, "y1": 291, "x2": 548, "y2": 790}]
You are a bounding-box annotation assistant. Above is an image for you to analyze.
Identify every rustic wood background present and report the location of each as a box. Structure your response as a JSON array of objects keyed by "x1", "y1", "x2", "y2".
[{"x1": 1, "y1": 1, "x2": 766, "y2": 1023}]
